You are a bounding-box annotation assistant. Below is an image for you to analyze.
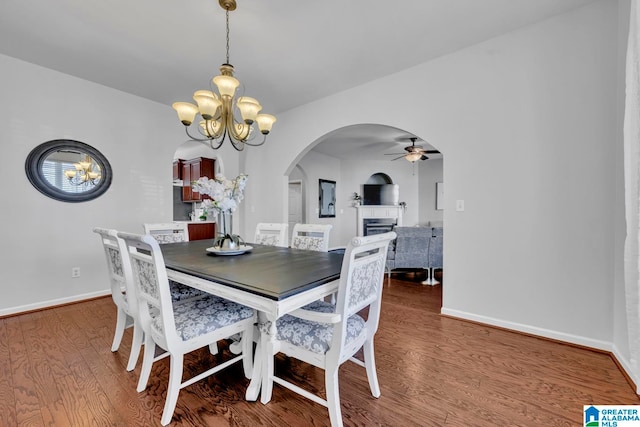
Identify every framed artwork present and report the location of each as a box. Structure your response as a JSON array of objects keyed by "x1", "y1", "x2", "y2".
[{"x1": 319, "y1": 179, "x2": 336, "y2": 218}]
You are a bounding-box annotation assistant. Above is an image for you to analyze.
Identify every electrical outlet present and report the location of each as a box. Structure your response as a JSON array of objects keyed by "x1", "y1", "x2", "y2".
[{"x1": 71, "y1": 267, "x2": 81, "y2": 278}]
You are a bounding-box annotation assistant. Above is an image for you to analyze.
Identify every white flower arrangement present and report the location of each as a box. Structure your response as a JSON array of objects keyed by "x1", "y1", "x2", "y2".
[{"x1": 192, "y1": 173, "x2": 248, "y2": 215}]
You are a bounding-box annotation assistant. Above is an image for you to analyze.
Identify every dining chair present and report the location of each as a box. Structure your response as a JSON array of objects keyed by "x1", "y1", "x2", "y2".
[
  {"x1": 143, "y1": 222, "x2": 190, "y2": 243},
  {"x1": 93, "y1": 227, "x2": 143, "y2": 372},
  {"x1": 143, "y1": 222, "x2": 206, "y2": 302},
  {"x1": 261, "y1": 231, "x2": 396, "y2": 427},
  {"x1": 290, "y1": 223, "x2": 333, "y2": 252},
  {"x1": 117, "y1": 231, "x2": 256, "y2": 426},
  {"x1": 254, "y1": 222, "x2": 288, "y2": 247}
]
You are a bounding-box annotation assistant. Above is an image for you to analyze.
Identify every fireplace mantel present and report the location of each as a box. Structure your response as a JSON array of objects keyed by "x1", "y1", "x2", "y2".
[{"x1": 356, "y1": 205, "x2": 403, "y2": 236}]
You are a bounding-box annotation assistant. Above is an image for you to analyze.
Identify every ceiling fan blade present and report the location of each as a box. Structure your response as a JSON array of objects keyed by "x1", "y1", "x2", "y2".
[
  {"x1": 390, "y1": 155, "x2": 405, "y2": 161},
  {"x1": 424, "y1": 150, "x2": 440, "y2": 154},
  {"x1": 420, "y1": 155, "x2": 429, "y2": 161},
  {"x1": 385, "y1": 152, "x2": 406, "y2": 156}
]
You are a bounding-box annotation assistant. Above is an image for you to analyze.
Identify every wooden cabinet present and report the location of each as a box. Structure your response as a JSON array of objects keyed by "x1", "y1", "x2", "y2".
[
  {"x1": 173, "y1": 159, "x2": 184, "y2": 181},
  {"x1": 182, "y1": 157, "x2": 215, "y2": 202},
  {"x1": 187, "y1": 222, "x2": 216, "y2": 241}
]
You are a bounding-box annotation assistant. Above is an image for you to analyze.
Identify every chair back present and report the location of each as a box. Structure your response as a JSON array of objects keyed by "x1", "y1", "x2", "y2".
[
  {"x1": 392, "y1": 226, "x2": 430, "y2": 269},
  {"x1": 143, "y1": 222, "x2": 189, "y2": 244},
  {"x1": 290, "y1": 223, "x2": 332, "y2": 252},
  {"x1": 93, "y1": 227, "x2": 136, "y2": 315},
  {"x1": 117, "y1": 231, "x2": 178, "y2": 351},
  {"x1": 254, "y1": 223, "x2": 289, "y2": 247},
  {"x1": 429, "y1": 227, "x2": 443, "y2": 268},
  {"x1": 331, "y1": 231, "x2": 395, "y2": 361}
]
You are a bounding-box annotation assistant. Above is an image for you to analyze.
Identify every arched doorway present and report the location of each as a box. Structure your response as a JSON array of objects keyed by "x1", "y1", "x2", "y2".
[{"x1": 287, "y1": 123, "x2": 443, "y2": 246}]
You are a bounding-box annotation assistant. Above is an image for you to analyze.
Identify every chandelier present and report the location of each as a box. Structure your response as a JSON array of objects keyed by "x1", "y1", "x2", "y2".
[
  {"x1": 63, "y1": 155, "x2": 101, "y2": 187},
  {"x1": 172, "y1": 0, "x2": 276, "y2": 151}
]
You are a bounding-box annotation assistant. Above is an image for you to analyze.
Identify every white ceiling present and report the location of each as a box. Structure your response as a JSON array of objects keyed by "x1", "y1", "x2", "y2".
[{"x1": 0, "y1": 0, "x2": 599, "y2": 160}]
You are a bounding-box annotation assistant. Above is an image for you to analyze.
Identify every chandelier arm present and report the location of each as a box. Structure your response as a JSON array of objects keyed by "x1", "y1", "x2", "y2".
[
  {"x1": 208, "y1": 138, "x2": 225, "y2": 150},
  {"x1": 230, "y1": 140, "x2": 245, "y2": 151},
  {"x1": 223, "y1": 97, "x2": 250, "y2": 143},
  {"x1": 242, "y1": 134, "x2": 267, "y2": 147},
  {"x1": 184, "y1": 126, "x2": 216, "y2": 143},
  {"x1": 214, "y1": 126, "x2": 244, "y2": 151}
]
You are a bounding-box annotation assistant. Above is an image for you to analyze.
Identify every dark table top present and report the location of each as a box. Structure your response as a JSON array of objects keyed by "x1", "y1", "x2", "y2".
[{"x1": 160, "y1": 240, "x2": 343, "y2": 301}]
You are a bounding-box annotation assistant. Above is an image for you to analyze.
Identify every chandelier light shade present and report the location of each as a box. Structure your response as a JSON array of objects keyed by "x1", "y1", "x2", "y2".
[{"x1": 172, "y1": 0, "x2": 276, "y2": 151}]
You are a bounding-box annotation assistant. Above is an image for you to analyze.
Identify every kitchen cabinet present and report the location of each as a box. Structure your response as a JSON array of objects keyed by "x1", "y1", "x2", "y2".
[
  {"x1": 173, "y1": 159, "x2": 184, "y2": 181},
  {"x1": 187, "y1": 222, "x2": 216, "y2": 241},
  {"x1": 182, "y1": 157, "x2": 215, "y2": 202}
]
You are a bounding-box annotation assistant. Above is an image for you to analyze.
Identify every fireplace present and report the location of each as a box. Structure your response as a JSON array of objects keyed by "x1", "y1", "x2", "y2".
[
  {"x1": 363, "y1": 218, "x2": 396, "y2": 236},
  {"x1": 356, "y1": 205, "x2": 403, "y2": 236}
]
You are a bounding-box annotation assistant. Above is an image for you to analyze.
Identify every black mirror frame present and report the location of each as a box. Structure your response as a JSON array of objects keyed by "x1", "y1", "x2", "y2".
[
  {"x1": 25, "y1": 139, "x2": 113, "y2": 203},
  {"x1": 318, "y1": 178, "x2": 336, "y2": 218}
]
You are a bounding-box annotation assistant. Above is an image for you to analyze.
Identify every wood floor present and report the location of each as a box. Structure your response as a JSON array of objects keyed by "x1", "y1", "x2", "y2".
[{"x1": 1, "y1": 273, "x2": 638, "y2": 426}]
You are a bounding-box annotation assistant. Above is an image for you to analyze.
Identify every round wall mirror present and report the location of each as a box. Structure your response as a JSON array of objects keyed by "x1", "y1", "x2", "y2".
[{"x1": 25, "y1": 139, "x2": 113, "y2": 202}]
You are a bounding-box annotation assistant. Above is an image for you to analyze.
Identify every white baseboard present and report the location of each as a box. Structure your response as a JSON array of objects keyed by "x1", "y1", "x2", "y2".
[
  {"x1": 440, "y1": 309, "x2": 640, "y2": 391},
  {"x1": 0, "y1": 290, "x2": 111, "y2": 317},
  {"x1": 611, "y1": 344, "x2": 640, "y2": 393},
  {"x1": 440, "y1": 307, "x2": 612, "y2": 352}
]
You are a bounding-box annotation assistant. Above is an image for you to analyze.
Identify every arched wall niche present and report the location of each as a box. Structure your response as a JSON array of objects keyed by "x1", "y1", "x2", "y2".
[{"x1": 366, "y1": 173, "x2": 393, "y2": 185}]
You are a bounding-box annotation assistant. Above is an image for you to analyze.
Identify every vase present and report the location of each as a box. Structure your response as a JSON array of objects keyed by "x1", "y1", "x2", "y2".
[{"x1": 216, "y1": 211, "x2": 237, "y2": 250}]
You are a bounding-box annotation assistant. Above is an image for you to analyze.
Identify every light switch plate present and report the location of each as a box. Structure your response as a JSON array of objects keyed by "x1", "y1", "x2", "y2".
[{"x1": 456, "y1": 200, "x2": 465, "y2": 212}]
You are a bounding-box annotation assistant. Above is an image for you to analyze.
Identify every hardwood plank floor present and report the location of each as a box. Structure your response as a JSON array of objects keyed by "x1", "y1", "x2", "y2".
[{"x1": 1, "y1": 273, "x2": 638, "y2": 426}]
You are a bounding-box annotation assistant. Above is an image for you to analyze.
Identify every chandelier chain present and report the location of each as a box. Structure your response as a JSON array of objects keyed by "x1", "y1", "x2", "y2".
[{"x1": 225, "y1": 9, "x2": 230, "y2": 64}]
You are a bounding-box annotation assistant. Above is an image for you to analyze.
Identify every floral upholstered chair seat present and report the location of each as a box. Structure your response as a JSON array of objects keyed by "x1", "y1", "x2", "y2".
[
  {"x1": 152, "y1": 295, "x2": 255, "y2": 341},
  {"x1": 276, "y1": 300, "x2": 365, "y2": 354}
]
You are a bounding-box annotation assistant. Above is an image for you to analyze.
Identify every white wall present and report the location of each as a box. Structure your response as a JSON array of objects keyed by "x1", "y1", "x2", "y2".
[
  {"x1": 0, "y1": 53, "x2": 238, "y2": 314},
  {"x1": 418, "y1": 158, "x2": 444, "y2": 226},
  {"x1": 293, "y1": 151, "x2": 341, "y2": 248},
  {"x1": 244, "y1": 0, "x2": 622, "y2": 353}
]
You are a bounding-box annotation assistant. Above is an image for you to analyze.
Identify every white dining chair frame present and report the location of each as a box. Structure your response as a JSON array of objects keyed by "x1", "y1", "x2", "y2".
[
  {"x1": 118, "y1": 231, "x2": 256, "y2": 426},
  {"x1": 93, "y1": 227, "x2": 143, "y2": 372},
  {"x1": 262, "y1": 231, "x2": 396, "y2": 427}
]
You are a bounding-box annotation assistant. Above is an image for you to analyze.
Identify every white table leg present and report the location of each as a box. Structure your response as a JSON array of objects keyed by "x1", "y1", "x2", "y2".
[
  {"x1": 260, "y1": 318, "x2": 277, "y2": 404},
  {"x1": 245, "y1": 338, "x2": 262, "y2": 401}
]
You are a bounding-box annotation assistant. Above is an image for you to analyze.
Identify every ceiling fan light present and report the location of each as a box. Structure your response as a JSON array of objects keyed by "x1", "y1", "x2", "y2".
[{"x1": 405, "y1": 152, "x2": 422, "y2": 162}]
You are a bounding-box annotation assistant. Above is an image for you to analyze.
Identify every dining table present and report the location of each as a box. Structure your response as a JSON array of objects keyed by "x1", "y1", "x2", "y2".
[{"x1": 159, "y1": 239, "x2": 344, "y2": 401}]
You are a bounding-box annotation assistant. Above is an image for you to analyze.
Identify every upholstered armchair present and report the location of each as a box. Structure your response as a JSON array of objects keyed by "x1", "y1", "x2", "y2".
[
  {"x1": 385, "y1": 226, "x2": 430, "y2": 273},
  {"x1": 385, "y1": 226, "x2": 443, "y2": 285}
]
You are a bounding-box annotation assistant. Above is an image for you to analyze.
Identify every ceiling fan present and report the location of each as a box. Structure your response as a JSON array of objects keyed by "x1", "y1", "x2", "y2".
[{"x1": 386, "y1": 137, "x2": 440, "y2": 162}]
